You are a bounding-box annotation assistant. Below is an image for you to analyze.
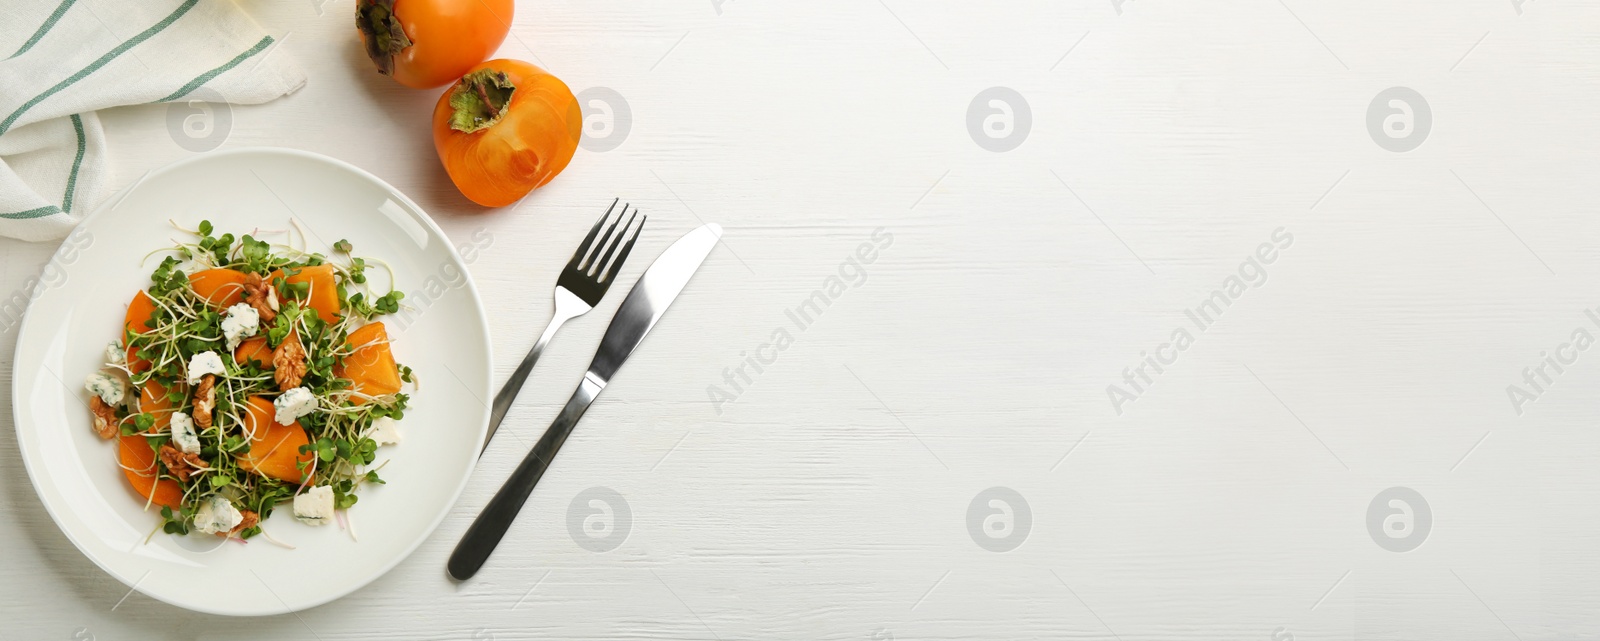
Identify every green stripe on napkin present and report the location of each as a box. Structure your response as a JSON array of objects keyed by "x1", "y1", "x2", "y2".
[
  {"x1": 155, "y1": 35, "x2": 275, "y2": 103},
  {"x1": 8, "y1": 0, "x2": 78, "y2": 60},
  {"x1": 0, "y1": 0, "x2": 199, "y2": 137},
  {"x1": 61, "y1": 114, "x2": 86, "y2": 213},
  {"x1": 0, "y1": 206, "x2": 64, "y2": 220}
]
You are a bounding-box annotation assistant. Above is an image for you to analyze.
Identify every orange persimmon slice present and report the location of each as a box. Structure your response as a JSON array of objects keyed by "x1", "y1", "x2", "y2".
[
  {"x1": 119, "y1": 434, "x2": 183, "y2": 510},
  {"x1": 137, "y1": 378, "x2": 178, "y2": 432},
  {"x1": 188, "y1": 268, "x2": 249, "y2": 308},
  {"x1": 335, "y1": 322, "x2": 402, "y2": 404},
  {"x1": 123, "y1": 291, "x2": 158, "y2": 373},
  {"x1": 269, "y1": 263, "x2": 340, "y2": 324},
  {"x1": 237, "y1": 396, "x2": 313, "y2": 484},
  {"x1": 234, "y1": 336, "x2": 273, "y2": 369}
]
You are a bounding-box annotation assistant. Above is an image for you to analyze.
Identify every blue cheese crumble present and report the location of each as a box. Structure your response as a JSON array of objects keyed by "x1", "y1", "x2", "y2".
[
  {"x1": 293, "y1": 486, "x2": 335, "y2": 525},
  {"x1": 364, "y1": 416, "x2": 402, "y2": 446},
  {"x1": 220, "y1": 302, "x2": 260, "y2": 351},
  {"x1": 193, "y1": 495, "x2": 243, "y2": 535},
  {"x1": 274, "y1": 387, "x2": 317, "y2": 425},
  {"x1": 84, "y1": 371, "x2": 126, "y2": 406},
  {"x1": 104, "y1": 341, "x2": 125, "y2": 368},
  {"x1": 186, "y1": 351, "x2": 225, "y2": 384},
  {"x1": 170, "y1": 411, "x2": 201, "y2": 454}
]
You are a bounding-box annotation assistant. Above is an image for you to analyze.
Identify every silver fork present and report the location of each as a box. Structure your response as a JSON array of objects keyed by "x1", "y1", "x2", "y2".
[{"x1": 483, "y1": 199, "x2": 645, "y2": 452}]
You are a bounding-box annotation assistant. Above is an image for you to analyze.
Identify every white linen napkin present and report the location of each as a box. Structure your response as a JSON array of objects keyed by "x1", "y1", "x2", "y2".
[{"x1": 0, "y1": 0, "x2": 306, "y2": 242}]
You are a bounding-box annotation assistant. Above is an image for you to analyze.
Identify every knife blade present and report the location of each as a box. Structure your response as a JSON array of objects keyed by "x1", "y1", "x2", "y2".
[{"x1": 448, "y1": 223, "x2": 722, "y2": 580}]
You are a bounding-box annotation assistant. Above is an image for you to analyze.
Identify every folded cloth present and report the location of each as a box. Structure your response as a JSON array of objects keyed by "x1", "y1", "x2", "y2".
[{"x1": 0, "y1": 0, "x2": 306, "y2": 241}]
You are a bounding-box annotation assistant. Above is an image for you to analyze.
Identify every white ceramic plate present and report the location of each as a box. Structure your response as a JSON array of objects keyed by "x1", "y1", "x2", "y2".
[{"x1": 12, "y1": 148, "x2": 490, "y2": 616}]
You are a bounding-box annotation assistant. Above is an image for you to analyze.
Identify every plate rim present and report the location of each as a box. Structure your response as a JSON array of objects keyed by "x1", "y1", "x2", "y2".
[{"x1": 10, "y1": 146, "x2": 492, "y2": 616}]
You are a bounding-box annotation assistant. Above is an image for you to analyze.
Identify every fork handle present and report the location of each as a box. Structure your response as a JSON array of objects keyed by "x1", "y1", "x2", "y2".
[
  {"x1": 483, "y1": 305, "x2": 580, "y2": 454},
  {"x1": 449, "y1": 374, "x2": 602, "y2": 580}
]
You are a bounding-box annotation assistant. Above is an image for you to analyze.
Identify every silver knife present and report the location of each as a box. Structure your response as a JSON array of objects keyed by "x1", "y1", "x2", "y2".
[{"x1": 448, "y1": 223, "x2": 723, "y2": 580}]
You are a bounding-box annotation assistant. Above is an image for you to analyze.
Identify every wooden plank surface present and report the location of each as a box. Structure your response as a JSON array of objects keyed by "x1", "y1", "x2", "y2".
[{"x1": 3, "y1": 0, "x2": 1599, "y2": 638}]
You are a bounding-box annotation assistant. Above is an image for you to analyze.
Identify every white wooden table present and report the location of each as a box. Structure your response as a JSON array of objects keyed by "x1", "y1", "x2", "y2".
[{"x1": 5, "y1": 0, "x2": 1600, "y2": 638}]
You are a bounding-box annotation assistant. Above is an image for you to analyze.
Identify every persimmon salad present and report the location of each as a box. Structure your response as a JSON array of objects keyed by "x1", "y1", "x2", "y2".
[{"x1": 83, "y1": 221, "x2": 412, "y2": 542}]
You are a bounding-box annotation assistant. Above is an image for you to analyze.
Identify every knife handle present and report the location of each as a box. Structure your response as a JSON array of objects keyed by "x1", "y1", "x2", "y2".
[{"x1": 448, "y1": 375, "x2": 603, "y2": 581}]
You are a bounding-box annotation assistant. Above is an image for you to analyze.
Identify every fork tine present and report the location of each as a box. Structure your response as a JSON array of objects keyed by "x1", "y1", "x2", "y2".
[
  {"x1": 569, "y1": 198, "x2": 619, "y2": 270},
  {"x1": 591, "y1": 209, "x2": 640, "y2": 279},
  {"x1": 598, "y1": 214, "x2": 645, "y2": 283},
  {"x1": 582, "y1": 203, "x2": 630, "y2": 271}
]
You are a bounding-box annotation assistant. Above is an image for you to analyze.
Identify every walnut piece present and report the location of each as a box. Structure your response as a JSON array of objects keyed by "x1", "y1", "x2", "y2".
[
  {"x1": 158, "y1": 443, "x2": 207, "y2": 482},
  {"x1": 273, "y1": 331, "x2": 307, "y2": 391},
  {"x1": 243, "y1": 272, "x2": 278, "y2": 323},
  {"x1": 225, "y1": 509, "x2": 260, "y2": 537},
  {"x1": 193, "y1": 374, "x2": 216, "y2": 428},
  {"x1": 89, "y1": 397, "x2": 118, "y2": 439}
]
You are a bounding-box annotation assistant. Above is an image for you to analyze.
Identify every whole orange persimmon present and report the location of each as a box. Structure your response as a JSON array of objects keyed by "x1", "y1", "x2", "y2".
[
  {"x1": 356, "y1": 0, "x2": 512, "y2": 89},
  {"x1": 432, "y1": 59, "x2": 581, "y2": 207}
]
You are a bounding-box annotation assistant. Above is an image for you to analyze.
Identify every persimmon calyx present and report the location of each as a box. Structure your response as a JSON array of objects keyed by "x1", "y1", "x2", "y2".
[
  {"x1": 357, "y1": 0, "x2": 413, "y2": 76},
  {"x1": 448, "y1": 69, "x2": 516, "y2": 133}
]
